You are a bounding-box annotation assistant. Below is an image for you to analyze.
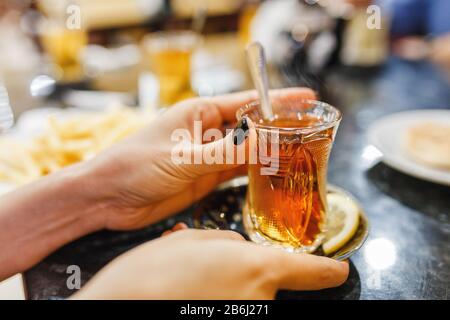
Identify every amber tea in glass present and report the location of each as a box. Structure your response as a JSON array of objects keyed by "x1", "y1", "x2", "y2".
[{"x1": 237, "y1": 99, "x2": 341, "y2": 253}]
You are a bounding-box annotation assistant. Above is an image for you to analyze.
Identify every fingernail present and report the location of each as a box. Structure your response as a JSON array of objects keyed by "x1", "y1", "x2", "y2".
[
  {"x1": 173, "y1": 222, "x2": 188, "y2": 231},
  {"x1": 233, "y1": 117, "x2": 249, "y2": 145}
]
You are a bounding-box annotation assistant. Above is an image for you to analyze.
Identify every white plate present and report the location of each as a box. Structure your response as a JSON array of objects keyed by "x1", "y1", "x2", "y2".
[
  {"x1": 14, "y1": 107, "x2": 96, "y2": 140},
  {"x1": 367, "y1": 109, "x2": 450, "y2": 186}
]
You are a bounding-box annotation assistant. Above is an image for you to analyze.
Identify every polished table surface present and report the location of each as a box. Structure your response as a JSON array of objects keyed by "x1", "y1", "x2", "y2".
[{"x1": 25, "y1": 57, "x2": 450, "y2": 300}]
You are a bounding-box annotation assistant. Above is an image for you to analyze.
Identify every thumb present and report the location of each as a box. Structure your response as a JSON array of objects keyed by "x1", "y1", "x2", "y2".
[{"x1": 189, "y1": 116, "x2": 256, "y2": 176}]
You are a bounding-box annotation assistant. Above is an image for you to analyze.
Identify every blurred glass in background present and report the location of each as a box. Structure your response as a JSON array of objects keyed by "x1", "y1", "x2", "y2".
[
  {"x1": 0, "y1": 0, "x2": 448, "y2": 189},
  {"x1": 143, "y1": 31, "x2": 199, "y2": 106},
  {"x1": 0, "y1": 0, "x2": 448, "y2": 118}
]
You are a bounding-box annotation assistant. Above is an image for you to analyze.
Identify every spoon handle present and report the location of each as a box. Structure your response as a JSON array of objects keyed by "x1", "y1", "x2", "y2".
[
  {"x1": 246, "y1": 42, "x2": 274, "y2": 121},
  {"x1": 0, "y1": 84, "x2": 13, "y2": 133}
]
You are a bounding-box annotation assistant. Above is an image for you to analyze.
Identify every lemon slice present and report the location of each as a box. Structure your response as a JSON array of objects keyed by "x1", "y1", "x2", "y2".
[{"x1": 322, "y1": 193, "x2": 360, "y2": 255}]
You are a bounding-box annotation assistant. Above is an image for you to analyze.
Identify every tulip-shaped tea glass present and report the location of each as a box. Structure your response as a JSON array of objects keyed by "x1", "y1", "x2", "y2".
[{"x1": 237, "y1": 99, "x2": 341, "y2": 253}]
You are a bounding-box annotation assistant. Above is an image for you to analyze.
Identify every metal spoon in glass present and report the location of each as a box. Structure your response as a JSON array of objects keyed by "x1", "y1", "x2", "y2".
[
  {"x1": 0, "y1": 84, "x2": 13, "y2": 133},
  {"x1": 245, "y1": 42, "x2": 274, "y2": 121}
]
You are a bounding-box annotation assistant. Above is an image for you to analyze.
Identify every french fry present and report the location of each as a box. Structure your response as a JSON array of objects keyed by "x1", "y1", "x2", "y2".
[{"x1": 0, "y1": 106, "x2": 153, "y2": 185}]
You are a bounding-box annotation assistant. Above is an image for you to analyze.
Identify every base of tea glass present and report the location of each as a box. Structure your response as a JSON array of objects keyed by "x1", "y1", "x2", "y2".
[
  {"x1": 242, "y1": 200, "x2": 325, "y2": 253},
  {"x1": 192, "y1": 176, "x2": 369, "y2": 260}
]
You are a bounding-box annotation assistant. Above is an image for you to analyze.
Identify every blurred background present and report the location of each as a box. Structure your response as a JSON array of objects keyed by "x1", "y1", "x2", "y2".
[
  {"x1": 0, "y1": 0, "x2": 449, "y2": 117},
  {"x1": 0, "y1": 0, "x2": 450, "y2": 186}
]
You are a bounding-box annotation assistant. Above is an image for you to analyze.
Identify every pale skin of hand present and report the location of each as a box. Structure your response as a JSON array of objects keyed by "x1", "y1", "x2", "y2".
[
  {"x1": 0, "y1": 88, "x2": 316, "y2": 280},
  {"x1": 86, "y1": 88, "x2": 316, "y2": 230},
  {"x1": 72, "y1": 228, "x2": 349, "y2": 300}
]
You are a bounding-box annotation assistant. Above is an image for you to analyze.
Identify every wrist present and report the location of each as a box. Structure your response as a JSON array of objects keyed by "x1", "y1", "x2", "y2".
[
  {"x1": 57, "y1": 162, "x2": 111, "y2": 233},
  {"x1": 0, "y1": 162, "x2": 111, "y2": 278}
]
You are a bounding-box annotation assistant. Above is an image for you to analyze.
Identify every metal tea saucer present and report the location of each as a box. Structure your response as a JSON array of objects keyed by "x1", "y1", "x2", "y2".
[{"x1": 193, "y1": 176, "x2": 369, "y2": 260}]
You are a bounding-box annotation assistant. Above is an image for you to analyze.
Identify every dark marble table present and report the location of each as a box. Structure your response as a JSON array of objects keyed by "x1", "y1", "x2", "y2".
[{"x1": 25, "y1": 58, "x2": 450, "y2": 300}]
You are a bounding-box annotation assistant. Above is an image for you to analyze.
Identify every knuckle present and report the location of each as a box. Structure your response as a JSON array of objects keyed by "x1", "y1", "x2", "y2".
[
  {"x1": 247, "y1": 253, "x2": 278, "y2": 285},
  {"x1": 184, "y1": 96, "x2": 205, "y2": 106},
  {"x1": 247, "y1": 254, "x2": 267, "y2": 275},
  {"x1": 224, "y1": 230, "x2": 245, "y2": 241},
  {"x1": 319, "y1": 264, "x2": 335, "y2": 284},
  {"x1": 319, "y1": 262, "x2": 348, "y2": 287},
  {"x1": 192, "y1": 97, "x2": 213, "y2": 110},
  {"x1": 175, "y1": 228, "x2": 200, "y2": 239}
]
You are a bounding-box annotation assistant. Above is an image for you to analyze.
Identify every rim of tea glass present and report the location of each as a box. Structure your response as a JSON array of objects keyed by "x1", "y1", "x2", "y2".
[{"x1": 236, "y1": 99, "x2": 342, "y2": 134}]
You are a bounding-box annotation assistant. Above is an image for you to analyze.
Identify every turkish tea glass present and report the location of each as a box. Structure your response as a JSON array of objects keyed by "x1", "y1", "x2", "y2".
[{"x1": 237, "y1": 99, "x2": 341, "y2": 253}]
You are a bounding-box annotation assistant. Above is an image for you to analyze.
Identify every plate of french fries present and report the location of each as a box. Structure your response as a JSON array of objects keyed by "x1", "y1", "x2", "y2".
[{"x1": 0, "y1": 105, "x2": 154, "y2": 188}]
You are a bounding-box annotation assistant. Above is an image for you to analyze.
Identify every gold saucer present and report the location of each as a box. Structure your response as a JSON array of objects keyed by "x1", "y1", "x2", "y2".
[{"x1": 193, "y1": 176, "x2": 369, "y2": 260}]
